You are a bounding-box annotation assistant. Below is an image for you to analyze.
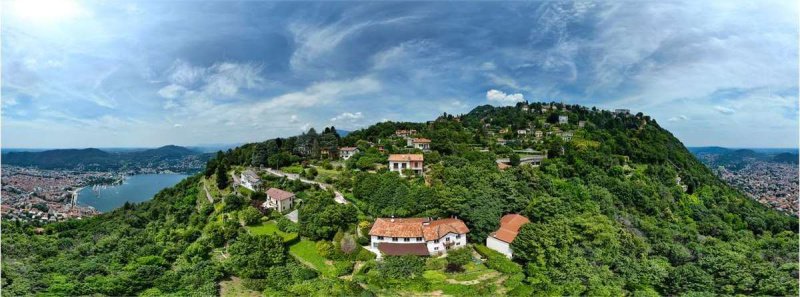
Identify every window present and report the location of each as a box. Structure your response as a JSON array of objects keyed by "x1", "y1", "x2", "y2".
[
  {"x1": 434, "y1": 239, "x2": 439, "y2": 243},
  {"x1": 456, "y1": 242, "x2": 460, "y2": 245},
  {"x1": 416, "y1": 237, "x2": 422, "y2": 241},
  {"x1": 392, "y1": 237, "x2": 398, "y2": 242},
  {"x1": 402, "y1": 163, "x2": 407, "y2": 169},
  {"x1": 446, "y1": 237, "x2": 451, "y2": 241},
  {"x1": 378, "y1": 236, "x2": 384, "y2": 240},
  {"x1": 404, "y1": 238, "x2": 410, "y2": 242},
  {"x1": 456, "y1": 234, "x2": 461, "y2": 239},
  {"x1": 434, "y1": 247, "x2": 439, "y2": 251},
  {"x1": 393, "y1": 163, "x2": 398, "y2": 169}
]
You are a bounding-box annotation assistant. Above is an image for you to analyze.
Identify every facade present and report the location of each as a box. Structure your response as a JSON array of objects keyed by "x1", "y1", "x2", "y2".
[
  {"x1": 369, "y1": 217, "x2": 469, "y2": 256},
  {"x1": 408, "y1": 138, "x2": 431, "y2": 151},
  {"x1": 262, "y1": 188, "x2": 295, "y2": 212},
  {"x1": 240, "y1": 169, "x2": 261, "y2": 191},
  {"x1": 395, "y1": 129, "x2": 418, "y2": 137},
  {"x1": 534, "y1": 130, "x2": 543, "y2": 138},
  {"x1": 339, "y1": 147, "x2": 359, "y2": 160},
  {"x1": 388, "y1": 154, "x2": 424, "y2": 176},
  {"x1": 578, "y1": 121, "x2": 586, "y2": 128},
  {"x1": 561, "y1": 131, "x2": 573, "y2": 142},
  {"x1": 516, "y1": 129, "x2": 527, "y2": 135},
  {"x1": 486, "y1": 214, "x2": 530, "y2": 258},
  {"x1": 558, "y1": 115, "x2": 569, "y2": 124}
]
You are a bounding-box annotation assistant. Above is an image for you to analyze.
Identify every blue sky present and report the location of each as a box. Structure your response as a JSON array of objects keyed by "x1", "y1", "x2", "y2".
[{"x1": 2, "y1": 1, "x2": 798, "y2": 148}]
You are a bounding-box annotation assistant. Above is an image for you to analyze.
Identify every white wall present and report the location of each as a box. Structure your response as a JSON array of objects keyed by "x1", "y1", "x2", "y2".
[
  {"x1": 486, "y1": 236, "x2": 513, "y2": 258},
  {"x1": 369, "y1": 233, "x2": 467, "y2": 256}
]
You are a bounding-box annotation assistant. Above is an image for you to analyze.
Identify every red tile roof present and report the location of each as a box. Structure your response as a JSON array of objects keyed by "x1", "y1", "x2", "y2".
[
  {"x1": 378, "y1": 242, "x2": 429, "y2": 256},
  {"x1": 388, "y1": 154, "x2": 424, "y2": 162},
  {"x1": 412, "y1": 138, "x2": 431, "y2": 143},
  {"x1": 266, "y1": 188, "x2": 295, "y2": 201},
  {"x1": 340, "y1": 147, "x2": 358, "y2": 151},
  {"x1": 369, "y1": 217, "x2": 469, "y2": 241},
  {"x1": 490, "y1": 214, "x2": 530, "y2": 243}
]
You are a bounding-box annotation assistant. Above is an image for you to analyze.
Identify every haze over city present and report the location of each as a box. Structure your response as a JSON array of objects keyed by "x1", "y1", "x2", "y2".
[{"x1": 2, "y1": 0, "x2": 797, "y2": 148}]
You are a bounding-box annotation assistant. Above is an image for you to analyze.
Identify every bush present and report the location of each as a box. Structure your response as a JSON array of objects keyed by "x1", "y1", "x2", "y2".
[
  {"x1": 355, "y1": 247, "x2": 377, "y2": 261},
  {"x1": 242, "y1": 278, "x2": 268, "y2": 291},
  {"x1": 334, "y1": 261, "x2": 354, "y2": 277},
  {"x1": 474, "y1": 245, "x2": 523, "y2": 274},
  {"x1": 426, "y1": 257, "x2": 447, "y2": 270},
  {"x1": 316, "y1": 241, "x2": 334, "y2": 258},
  {"x1": 378, "y1": 255, "x2": 425, "y2": 278},
  {"x1": 356, "y1": 236, "x2": 370, "y2": 246},
  {"x1": 445, "y1": 263, "x2": 465, "y2": 273},
  {"x1": 276, "y1": 217, "x2": 298, "y2": 233},
  {"x1": 239, "y1": 207, "x2": 262, "y2": 226},
  {"x1": 446, "y1": 247, "x2": 472, "y2": 267}
]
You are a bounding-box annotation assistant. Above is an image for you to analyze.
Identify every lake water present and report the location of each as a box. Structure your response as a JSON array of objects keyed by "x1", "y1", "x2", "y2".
[{"x1": 78, "y1": 173, "x2": 189, "y2": 212}]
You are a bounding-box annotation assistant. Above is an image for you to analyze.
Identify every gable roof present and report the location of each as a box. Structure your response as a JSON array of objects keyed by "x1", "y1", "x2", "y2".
[
  {"x1": 411, "y1": 138, "x2": 431, "y2": 143},
  {"x1": 388, "y1": 154, "x2": 423, "y2": 162},
  {"x1": 340, "y1": 147, "x2": 358, "y2": 151},
  {"x1": 369, "y1": 217, "x2": 469, "y2": 241},
  {"x1": 266, "y1": 188, "x2": 295, "y2": 201},
  {"x1": 490, "y1": 214, "x2": 530, "y2": 243}
]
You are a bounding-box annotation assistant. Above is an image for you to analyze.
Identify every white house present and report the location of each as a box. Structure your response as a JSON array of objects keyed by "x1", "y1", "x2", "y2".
[
  {"x1": 388, "y1": 154, "x2": 424, "y2": 176},
  {"x1": 369, "y1": 217, "x2": 469, "y2": 256},
  {"x1": 558, "y1": 115, "x2": 569, "y2": 124},
  {"x1": 339, "y1": 147, "x2": 359, "y2": 160},
  {"x1": 407, "y1": 138, "x2": 431, "y2": 151},
  {"x1": 516, "y1": 129, "x2": 527, "y2": 135},
  {"x1": 486, "y1": 214, "x2": 530, "y2": 258},
  {"x1": 240, "y1": 169, "x2": 261, "y2": 191},
  {"x1": 561, "y1": 131, "x2": 573, "y2": 142},
  {"x1": 262, "y1": 188, "x2": 295, "y2": 212}
]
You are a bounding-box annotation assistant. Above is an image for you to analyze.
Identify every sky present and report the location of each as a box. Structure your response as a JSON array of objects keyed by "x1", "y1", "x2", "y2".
[{"x1": 2, "y1": 0, "x2": 798, "y2": 148}]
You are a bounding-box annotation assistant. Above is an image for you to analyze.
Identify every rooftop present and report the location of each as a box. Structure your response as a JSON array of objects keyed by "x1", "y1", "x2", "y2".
[
  {"x1": 388, "y1": 154, "x2": 424, "y2": 162},
  {"x1": 489, "y1": 214, "x2": 530, "y2": 243},
  {"x1": 369, "y1": 217, "x2": 469, "y2": 241},
  {"x1": 266, "y1": 188, "x2": 295, "y2": 201}
]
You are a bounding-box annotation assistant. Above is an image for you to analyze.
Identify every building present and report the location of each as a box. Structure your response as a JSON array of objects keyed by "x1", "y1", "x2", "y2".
[
  {"x1": 339, "y1": 147, "x2": 359, "y2": 160},
  {"x1": 497, "y1": 138, "x2": 508, "y2": 146},
  {"x1": 558, "y1": 115, "x2": 569, "y2": 124},
  {"x1": 395, "y1": 129, "x2": 417, "y2": 137},
  {"x1": 561, "y1": 131, "x2": 573, "y2": 142},
  {"x1": 262, "y1": 188, "x2": 295, "y2": 212},
  {"x1": 388, "y1": 154, "x2": 424, "y2": 176},
  {"x1": 614, "y1": 109, "x2": 630, "y2": 115},
  {"x1": 534, "y1": 130, "x2": 543, "y2": 138},
  {"x1": 240, "y1": 169, "x2": 261, "y2": 191},
  {"x1": 369, "y1": 217, "x2": 469, "y2": 256},
  {"x1": 578, "y1": 121, "x2": 586, "y2": 128},
  {"x1": 408, "y1": 138, "x2": 431, "y2": 151},
  {"x1": 486, "y1": 214, "x2": 530, "y2": 258},
  {"x1": 516, "y1": 129, "x2": 527, "y2": 135}
]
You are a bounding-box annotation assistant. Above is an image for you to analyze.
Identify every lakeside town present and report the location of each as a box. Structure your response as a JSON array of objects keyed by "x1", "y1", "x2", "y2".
[{"x1": 715, "y1": 162, "x2": 798, "y2": 215}]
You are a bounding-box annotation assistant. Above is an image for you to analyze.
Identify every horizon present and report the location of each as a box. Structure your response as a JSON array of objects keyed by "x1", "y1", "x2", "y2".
[{"x1": 2, "y1": 1, "x2": 798, "y2": 148}]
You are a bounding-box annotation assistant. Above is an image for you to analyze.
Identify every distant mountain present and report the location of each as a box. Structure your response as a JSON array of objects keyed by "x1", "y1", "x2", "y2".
[
  {"x1": 336, "y1": 129, "x2": 351, "y2": 137},
  {"x1": 687, "y1": 146, "x2": 731, "y2": 155},
  {"x1": 772, "y1": 152, "x2": 799, "y2": 164},
  {"x1": 1, "y1": 145, "x2": 209, "y2": 172}
]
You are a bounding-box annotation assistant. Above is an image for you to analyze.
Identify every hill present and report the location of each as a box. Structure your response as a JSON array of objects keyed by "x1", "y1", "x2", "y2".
[
  {"x1": 2, "y1": 102, "x2": 797, "y2": 296},
  {"x1": 1, "y1": 145, "x2": 209, "y2": 172}
]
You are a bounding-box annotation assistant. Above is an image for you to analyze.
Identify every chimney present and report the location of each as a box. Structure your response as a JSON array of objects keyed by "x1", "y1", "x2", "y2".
[{"x1": 390, "y1": 215, "x2": 395, "y2": 223}]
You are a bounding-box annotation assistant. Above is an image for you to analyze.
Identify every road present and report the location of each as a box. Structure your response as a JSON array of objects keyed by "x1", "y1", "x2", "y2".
[{"x1": 264, "y1": 168, "x2": 348, "y2": 204}]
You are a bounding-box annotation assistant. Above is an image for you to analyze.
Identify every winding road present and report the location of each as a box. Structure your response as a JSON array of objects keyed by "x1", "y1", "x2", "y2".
[{"x1": 264, "y1": 168, "x2": 348, "y2": 204}]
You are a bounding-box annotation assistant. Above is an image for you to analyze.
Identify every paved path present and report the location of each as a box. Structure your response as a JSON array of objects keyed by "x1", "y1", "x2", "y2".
[
  {"x1": 285, "y1": 209, "x2": 299, "y2": 223},
  {"x1": 203, "y1": 182, "x2": 214, "y2": 203},
  {"x1": 264, "y1": 168, "x2": 348, "y2": 204}
]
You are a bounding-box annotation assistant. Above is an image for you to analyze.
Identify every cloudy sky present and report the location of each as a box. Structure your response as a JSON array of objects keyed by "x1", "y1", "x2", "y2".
[{"x1": 2, "y1": 0, "x2": 797, "y2": 148}]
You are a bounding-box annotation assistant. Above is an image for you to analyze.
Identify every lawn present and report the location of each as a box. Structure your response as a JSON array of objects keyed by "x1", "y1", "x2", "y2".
[
  {"x1": 245, "y1": 221, "x2": 297, "y2": 242},
  {"x1": 314, "y1": 167, "x2": 340, "y2": 181},
  {"x1": 219, "y1": 277, "x2": 260, "y2": 297},
  {"x1": 288, "y1": 239, "x2": 346, "y2": 277}
]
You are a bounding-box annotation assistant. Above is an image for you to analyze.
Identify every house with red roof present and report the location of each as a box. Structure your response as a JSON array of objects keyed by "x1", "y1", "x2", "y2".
[
  {"x1": 406, "y1": 138, "x2": 431, "y2": 151},
  {"x1": 339, "y1": 147, "x2": 359, "y2": 160},
  {"x1": 262, "y1": 188, "x2": 295, "y2": 212},
  {"x1": 388, "y1": 154, "x2": 424, "y2": 176},
  {"x1": 368, "y1": 217, "x2": 469, "y2": 256},
  {"x1": 486, "y1": 214, "x2": 530, "y2": 258}
]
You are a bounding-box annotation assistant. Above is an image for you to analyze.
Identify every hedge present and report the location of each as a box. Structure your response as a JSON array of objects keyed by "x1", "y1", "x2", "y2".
[{"x1": 474, "y1": 245, "x2": 523, "y2": 274}]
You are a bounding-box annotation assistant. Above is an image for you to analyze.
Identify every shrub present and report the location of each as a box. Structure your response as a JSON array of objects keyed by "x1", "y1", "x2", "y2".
[
  {"x1": 446, "y1": 247, "x2": 472, "y2": 267},
  {"x1": 425, "y1": 257, "x2": 447, "y2": 270},
  {"x1": 334, "y1": 261, "x2": 354, "y2": 277},
  {"x1": 378, "y1": 255, "x2": 425, "y2": 278},
  {"x1": 316, "y1": 241, "x2": 334, "y2": 259},
  {"x1": 242, "y1": 278, "x2": 268, "y2": 291},
  {"x1": 474, "y1": 245, "x2": 523, "y2": 274},
  {"x1": 238, "y1": 207, "x2": 262, "y2": 226},
  {"x1": 276, "y1": 217, "x2": 298, "y2": 233},
  {"x1": 340, "y1": 234, "x2": 358, "y2": 255},
  {"x1": 355, "y1": 248, "x2": 377, "y2": 261},
  {"x1": 356, "y1": 236, "x2": 370, "y2": 246},
  {"x1": 445, "y1": 263, "x2": 465, "y2": 273}
]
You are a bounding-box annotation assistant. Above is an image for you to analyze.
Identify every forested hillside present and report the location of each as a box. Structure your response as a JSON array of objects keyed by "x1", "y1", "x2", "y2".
[{"x1": 2, "y1": 103, "x2": 797, "y2": 296}]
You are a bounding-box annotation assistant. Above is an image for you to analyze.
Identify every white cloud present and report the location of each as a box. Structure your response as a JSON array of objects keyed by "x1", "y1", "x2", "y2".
[
  {"x1": 331, "y1": 111, "x2": 363, "y2": 122},
  {"x1": 173, "y1": 123, "x2": 183, "y2": 128},
  {"x1": 157, "y1": 84, "x2": 187, "y2": 99},
  {"x1": 486, "y1": 89, "x2": 525, "y2": 105},
  {"x1": 202, "y1": 62, "x2": 265, "y2": 97},
  {"x1": 290, "y1": 115, "x2": 299, "y2": 123},
  {"x1": 166, "y1": 60, "x2": 207, "y2": 86},
  {"x1": 714, "y1": 105, "x2": 735, "y2": 115},
  {"x1": 668, "y1": 115, "x2": 688, "y2": 122}
]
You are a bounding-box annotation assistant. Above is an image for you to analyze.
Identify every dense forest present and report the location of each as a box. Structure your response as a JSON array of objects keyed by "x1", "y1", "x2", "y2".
[{"x1": 2, "y1": 103, "x2": 797, "y2": 296}]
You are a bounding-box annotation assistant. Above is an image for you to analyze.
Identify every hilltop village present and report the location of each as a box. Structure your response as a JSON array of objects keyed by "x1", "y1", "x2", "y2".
[{"x1": 5, "y1": 102, "x2": 797, "y2": 297}]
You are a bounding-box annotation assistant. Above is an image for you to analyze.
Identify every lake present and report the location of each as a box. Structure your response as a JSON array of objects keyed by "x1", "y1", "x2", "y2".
[{"x1": 78, "y1": 173, "x2": 189, "y2": 212}]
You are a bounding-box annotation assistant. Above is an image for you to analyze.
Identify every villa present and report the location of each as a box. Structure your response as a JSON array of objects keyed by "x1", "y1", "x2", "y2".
[
  {"x1": 369, "y1": 217, "x2": 469, "y2": 256},
  {"x1": 262, "y1": 188, "x2": 295, "y2": 212},
  {"x1": 558, "y1": 115, "x2": 569, "y2": 124},
  {"x1": 486, "y1": 214, "x2": 530, "y2": 258},
  {"x1": 240, "y1": 169, "x2": 261, "y2": 191},
  {"x1": 388, "y1": 154, "x2": 424, "y2": 176},
  {"x1": 339, "y1": 147, "x2": 359, "y2": 160},
  {"x1": 408, "y1": 138, "x2": 431, "y2": 151}
]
